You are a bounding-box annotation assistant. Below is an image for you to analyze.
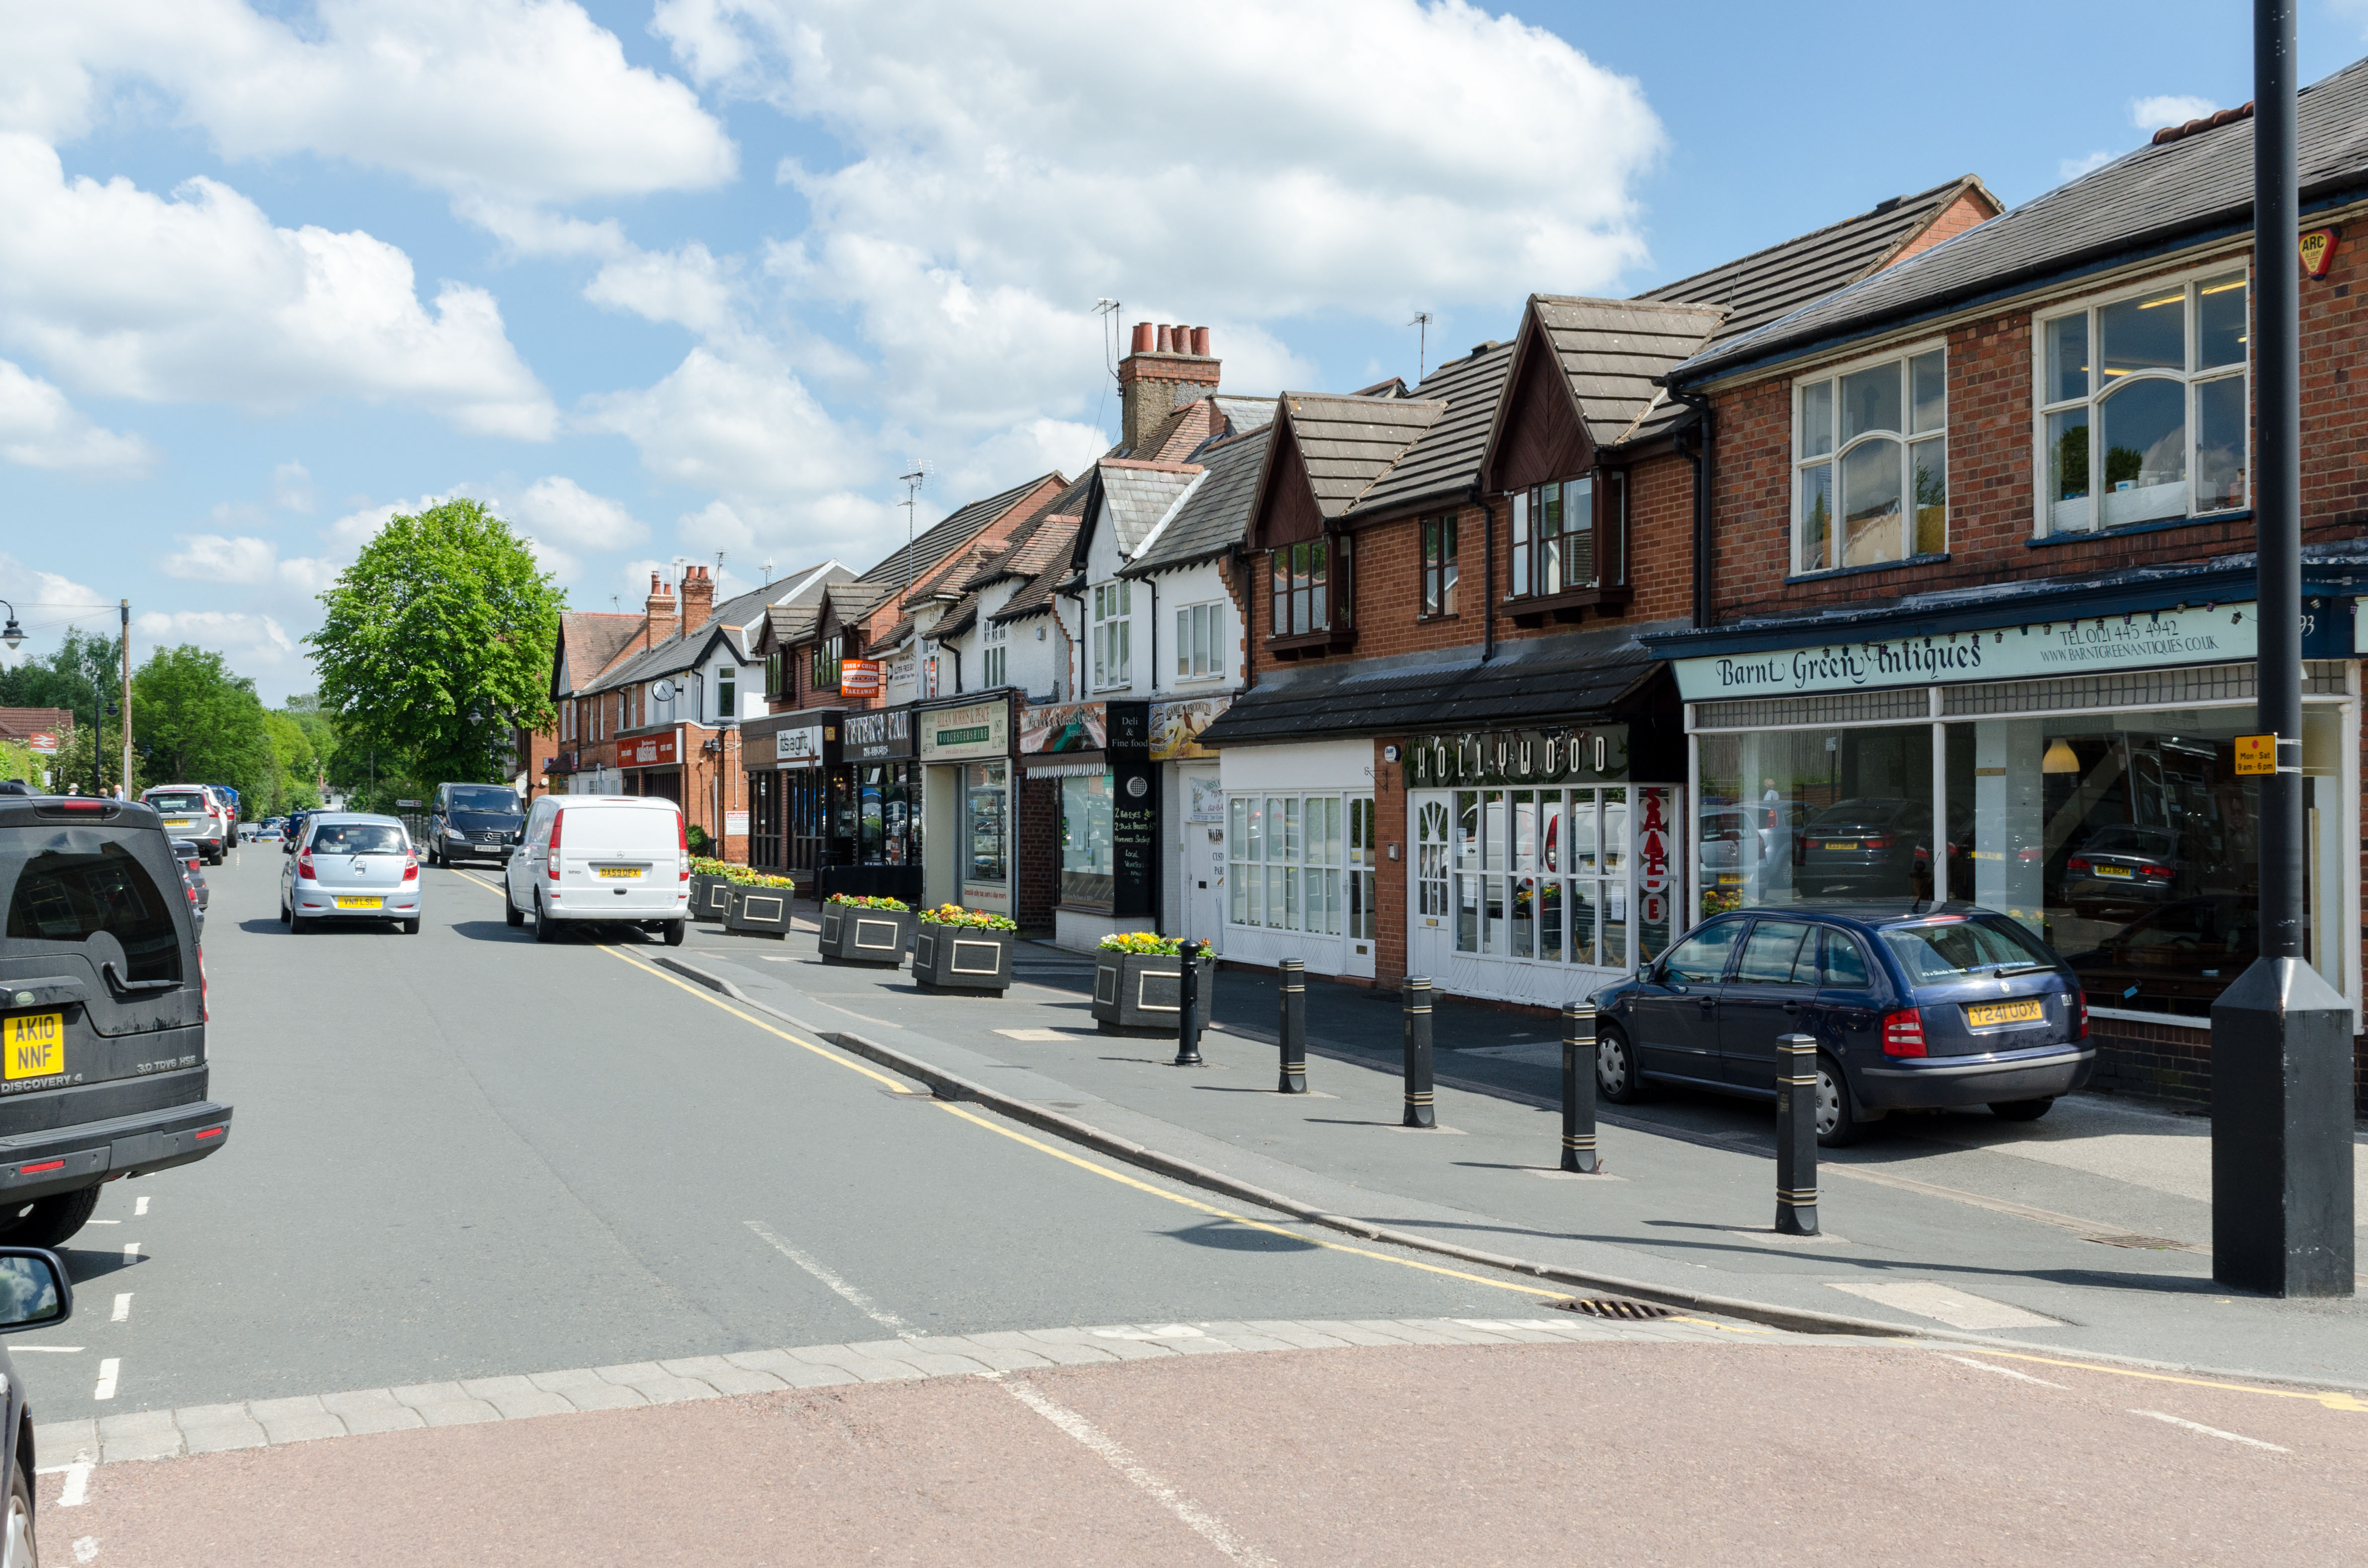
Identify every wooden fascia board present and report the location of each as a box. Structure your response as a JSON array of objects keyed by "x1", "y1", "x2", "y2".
[
  {"x1": 1245, "y1": 407, "x2": 1317, "y2": 556},
  {"x1": 1478, "y1": 297, "x2": 1595, "y2": 495}
]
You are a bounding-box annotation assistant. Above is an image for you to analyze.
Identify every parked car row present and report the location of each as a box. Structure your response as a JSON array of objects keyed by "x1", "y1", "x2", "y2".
[{"x1": 139, "y1": 783, "x2": 235, "y2": 863}]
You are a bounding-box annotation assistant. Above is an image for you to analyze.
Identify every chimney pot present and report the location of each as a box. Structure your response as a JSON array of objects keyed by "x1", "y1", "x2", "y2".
[
  {"x1": 1131, "y1": 321, "x2": 1154, "y2": 353},
  {"x1": 1190, "y1": 326, "x2": 1211, "y2": 356},
  {"x1": 1155, "y1": 325, "x2": 1173, "y2": 353}
]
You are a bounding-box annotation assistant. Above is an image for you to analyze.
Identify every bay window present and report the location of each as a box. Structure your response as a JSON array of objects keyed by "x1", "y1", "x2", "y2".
[
  {"x1": 1270, "y1": 538, "x2": 1349, "y2": 636},
  {"x1": 2038, "y1": 269, "x2": 2248, "y2": 535},
  {"x1": 1795, "y1": 345, "x2": 1947, "y2": 572},
  {"x1": 811, "y1": 635, "x2": 842, "y2": 693},
  {"x1": 1091, "y1": 581, "x2": 1131, "y2": 689},
  {"x1": 1506, "y1": 475, "x2": 1622, "y2": 600}
]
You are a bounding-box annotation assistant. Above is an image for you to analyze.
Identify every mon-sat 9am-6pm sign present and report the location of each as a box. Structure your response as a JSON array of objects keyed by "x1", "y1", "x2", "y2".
[{"x1": 1673, "y1": 602, "x2": 2264, "y2": 701}]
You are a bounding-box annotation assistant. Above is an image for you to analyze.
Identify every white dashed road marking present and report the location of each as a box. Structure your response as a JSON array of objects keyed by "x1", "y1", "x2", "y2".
[
  {"x1": 2133, "y1": 1409, "x2": 2288, "y2": 1451},
  {"x1": 1937, "y1": 1353, "x2": 2069, "y2": 1389},
  {"x1": 8, "y1": 1346, "x2": 82, "y2": 1354},
  {"x1": 72, "y1": 1536, "x2": 98, "y2": 1563},
  {"x1": 56, "y1": 1463, "x2": 91, "y2": 1507},
  {"x1": 110, "y1": 1294, "x2": 130, "y2": 1324},
  {"x1": 742, "y1": 1220, "x2": 908, "y2": 1332},
  {"x1": 120, "y1": 1244, "x2": 139, "y2": 1264},
  {"x1": 133, "y1": 1198, "x2": 148, "y2": 1217},
  {"x1": 91, "y1": 1360, "x2": 119, "y2": 1402}
]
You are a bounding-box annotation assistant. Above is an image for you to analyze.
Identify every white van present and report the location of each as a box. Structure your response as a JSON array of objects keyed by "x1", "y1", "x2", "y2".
[{"x1": 504, "y1": 795, "x2": 690, "y2": 944}]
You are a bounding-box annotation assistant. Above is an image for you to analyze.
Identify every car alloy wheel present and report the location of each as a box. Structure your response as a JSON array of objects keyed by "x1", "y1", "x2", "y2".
[
  {"x1": 3, "y1": 1462, "x2": 35, "y2": 1568},
  {"x1": 1595, "y1": 1025, "x2": 1646, "y2": 1104},
  {"x1": 1815, "y1": 1057, "x2": 1862, "y2": 1146}
]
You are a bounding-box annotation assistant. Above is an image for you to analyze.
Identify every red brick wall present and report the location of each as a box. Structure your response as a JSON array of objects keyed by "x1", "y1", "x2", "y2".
[
  {"x1": 1373, "y1": 737, "x2": 1409, "y2": 985},
  {"x1": 1888, "y1": 188, "x2": 2000, "y2": 268}
]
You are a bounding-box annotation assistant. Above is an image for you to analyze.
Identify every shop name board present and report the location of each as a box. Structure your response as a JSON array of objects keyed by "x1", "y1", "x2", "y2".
[
  {"x1": 623, "y1": 732, "x2": 678, "y2": 768},
  {"x1": 843, "y1": 707, "x2": 914, "y2": 760},
  {"x1": 1676, "y1": 604, "x2": 2259, "y2": 701},
  {"x1": 840, "y1": 659, "x2": 883, "y2": 697},
  {"x1": 1151, "y1": 697, "x2": 1228, "y2": 762},
  {"x1": 920, "y1": 699, "x2": 1010, "y2": 762},
  {"x1": 1405, "y1": 726, "x2": 1629, "y2": 787},
  {"x1": 775, "y1": 724, "x2": 825, "y2": 768}
]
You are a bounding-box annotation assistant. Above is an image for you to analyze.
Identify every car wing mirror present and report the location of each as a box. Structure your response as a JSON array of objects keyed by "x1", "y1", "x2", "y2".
[{"x1": 0, "y1": 1249, "x2": 72, "y2": 1331}]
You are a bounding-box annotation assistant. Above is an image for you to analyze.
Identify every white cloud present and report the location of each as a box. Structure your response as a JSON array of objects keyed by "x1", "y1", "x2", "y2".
[
  {"x1": 2058, "y1": 150, "x2": 2116, "y2": 182},
  {"x1": 0, "y1": 554, "x2": 107, "y2": 669},
  {"x1": 159, "y1": 533, "x2": 277, "y2": 584},
  {"x1": 133, "y1": 607, "x2": 297, "y2": 666},
  {"x1": 272, "y1": 460, "x2": 313, "y2": 513},
  {"x1": 3, "y1": 0, "x2": 735, "y2": 206},
  {"x1": 0, "y1": 136, "x2": 556, "y2": 437},
  {"x1": 511, "y1": 476, "x2": 649, "y2": 551},
  {"x1": 0, "y1": 357, "x2": 154, "y2": 473},
  {"x1": 2130, "y1": 94, "x2": 2217, "y2": 132},
  {"x1": 584, "y1": 243, "x2": 742, "y2": 339}
]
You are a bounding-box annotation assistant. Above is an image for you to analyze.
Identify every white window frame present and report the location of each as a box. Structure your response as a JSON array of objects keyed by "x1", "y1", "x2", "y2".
[
  {"x1": 1791, "y1": 337, "x2": 1949, "y2": 576},
  {"x1": 1227, "y1": 792, "x2": 1346, "y2": 935},
  {"x1": 716, "y1": 664, "x2": 736, "y2": 720},
  {"x1": 1090, "y1": 581, "x2": 1132, "y2": 691},
  {"x1": 2029, "y1": 260, "x2": 2251, "y2": 539},
  {"x1": 983, "y1": 616, "x2": 1008, "y2": 689},
  {"x1": 1175, "y1": 600, "x2": 1224, "y2": 682}
]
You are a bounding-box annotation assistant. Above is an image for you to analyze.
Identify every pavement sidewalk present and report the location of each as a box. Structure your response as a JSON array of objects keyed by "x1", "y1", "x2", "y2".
[{"x1": 665, "y1": 918, "x2": 2368, "y2": 1389}]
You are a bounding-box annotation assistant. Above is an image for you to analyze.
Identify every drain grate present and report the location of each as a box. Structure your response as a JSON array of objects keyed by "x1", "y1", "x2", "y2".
[{"x1": 1555, "y1": 1296, "x2": 1678, "y2": 1321}]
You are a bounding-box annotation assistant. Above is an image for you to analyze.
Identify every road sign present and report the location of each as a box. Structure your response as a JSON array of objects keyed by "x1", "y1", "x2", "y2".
[
  {"x1": 2233, "y1": 735, "x2": 2276, "y2": 776},
  {"x1": 397, "y1": 798, "x2": 423, "y2": 806}
]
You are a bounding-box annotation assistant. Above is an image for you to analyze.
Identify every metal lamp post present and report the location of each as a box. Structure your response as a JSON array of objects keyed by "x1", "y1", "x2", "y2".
[{"x1": 2209, "y1": 0, "x2": 2355, "y2": 1297}]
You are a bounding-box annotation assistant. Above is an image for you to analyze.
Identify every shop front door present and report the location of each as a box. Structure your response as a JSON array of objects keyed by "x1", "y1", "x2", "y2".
[{"x1": 1407, "y1": 793, "x2": 1454, "y2": 981}]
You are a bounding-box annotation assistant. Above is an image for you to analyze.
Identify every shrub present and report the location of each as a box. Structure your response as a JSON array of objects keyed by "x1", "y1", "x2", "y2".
[
  {"x1": 1096, "y1": 930, "x2": 1184, "y2": 955},
  {"x1": 918, "y1": 903, "x2": 1016, "y2": 931},
  {"x1": 828, "y1": 893, "x2": 909, "y2": 911}
]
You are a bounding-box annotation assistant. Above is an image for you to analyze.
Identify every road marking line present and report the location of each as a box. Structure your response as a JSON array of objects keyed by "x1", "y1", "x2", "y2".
[
  {"x1": 57, "y1": 1462, "x2": 91, "y2": 1507},
  {"x1": 994, "y1": 1375, "x2": 1278, "y2": 1568},
  {"x1": 91, "y1": 1359, "x2": 118, "y2": 1401},
  {"x1": 1950, "y1": 1350, "x2": 2368, "y2": 1412},
  {"x1": 80, "y1": 1221, "x2": 119, "y2": 1226},
  {"x1": 1826, "y1": 1280, "x2": 2063, "y2": 1331},
  {"x1": 133, "y1": 1198, "x2": 148, "y2": 1217},
  {"x1": 121, "y1": 1244, "x2": 139, "y2": 1263},
  {"x1": 1937, "y1": 1352, "x2": 2068, "y2": 1389},
  {"x1": 2133, "y1": 1409, "x2": 2287, "y2": 1451},
  {"x1": 742, "y1": 1221, "x2": 908, "y2": 1332},
  {"x1": 110, "y1": 1294, "x2": 130, "y2": 1324},
  {"x1": 72, "y1": 1536, "x2": 97, "y2": 1564},
  {"x1": 590, "y1": 946, "x2": 920, "y2": 1095},
  {"x1": 932, "y1": 1101, "x2": 1562, "y2": 1299},
  {"x1": 8, "y1": 1347, "x2": 82, "y2": 1354}
]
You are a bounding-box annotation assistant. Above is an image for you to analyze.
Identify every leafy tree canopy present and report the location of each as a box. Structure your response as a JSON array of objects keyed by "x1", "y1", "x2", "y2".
[
  {"x1": 132, "y1": 644, "x2": 271, "y2": 804},
  {"x1": 305, "y1": 499, "x2": 563, "y2": 785}
]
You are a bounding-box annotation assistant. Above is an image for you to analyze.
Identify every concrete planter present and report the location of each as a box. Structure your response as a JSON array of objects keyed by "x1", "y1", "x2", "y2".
[
  {"x1": 724, "y1": 882, "x2": 796, "y2": 940},
  {"x1": 911, "y1": 924, "x2": 1013, "y2": 994},
  {"x1": 688, "y1": 873, "x2": 734, "y2": 922},
  {"x1": 818, "y1": 903, "x2": 912, "y2": 966},
  {"x1": 1091, "y1": 950, "x2": 1215, "y2": 1036}
]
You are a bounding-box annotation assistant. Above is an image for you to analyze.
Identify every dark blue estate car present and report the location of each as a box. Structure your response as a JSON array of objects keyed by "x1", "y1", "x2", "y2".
[{"x1": 1590, "y1": 904, "x2": 2093, "y2": 1145}]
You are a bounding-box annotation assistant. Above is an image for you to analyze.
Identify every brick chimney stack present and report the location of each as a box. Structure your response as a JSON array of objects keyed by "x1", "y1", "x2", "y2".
[
  {"x1": 1118, "y1": 321, "x2": 1219, "y2": 454},
  {"x1": 643, "y1": 571, "x2": 678, "y2": 648},
  {"x1": 681, "y1": 564, "x2": 716, "y2": 632}
]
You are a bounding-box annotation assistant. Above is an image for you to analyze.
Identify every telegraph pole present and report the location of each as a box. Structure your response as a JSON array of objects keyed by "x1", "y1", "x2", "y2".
[
  {"x1": 118, "y1": 600, "x2": 132, "y2": 797},
  {"x1": 2210, "y1": 0, "x2": 2354, "y2": 1297}
]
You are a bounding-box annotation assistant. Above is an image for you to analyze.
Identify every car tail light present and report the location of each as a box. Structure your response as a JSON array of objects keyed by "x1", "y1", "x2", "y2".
[
  {"x1": 2141, "y1": 864, "x2": 2173, "y2": 879},
  {"x1": 18, "y1": 1161, "x2": 63, "y2": 1176},
  {"x1": 548, "y1": 808, "x2": 564, "y2": 879},
  {"x1": 1864, "y1": 833, "x2": 1895, "y2": 849},
  {"x1": 2073, "y1": 991, "x2": 2088, "y2": 1040},
  {"x1": 2066, "y1": 856, "x2": 2090, "y2": 871},
  {"x1": 201, "y1": 948, "x2": 209, "y2": 1022},
  {"x1": 678, "y1": 813, "x2": 691, "y2": 880},
  {"x1": 195, "y1": 1126, "x2": 224, "y2": 1141},
  {"x1": 402, "y1": 855, "x2": 419, "y2": 882},
  {"x1": 1881, "y1": 1007, "x2": 1926, "y2": 1058},
  {"x1": 296, "y1": 848, "x2": 315, "y2": 880}
]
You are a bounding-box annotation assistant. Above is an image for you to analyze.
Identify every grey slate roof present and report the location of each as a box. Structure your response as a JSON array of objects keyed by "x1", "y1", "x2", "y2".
[
  {"x1": 1197, "y1": 619, "x2": 1680, "y2": 746},
  {"x1": 1637, "y1": 174, "x2": 1995, "y2": 346},
  {"x1": 858, "y1": 471, "x2": 1060, "y2": 591},
  {"x1": 1528, "y1": 297, "x2": 1728, "y2": 448},
  {"x1": 1276, "y1": 393, "x2": 1449, "y2": 519},
  {"x1": 1209, "y1": 395, "x2": 1277, "y2": 434},
  {"x1": 1099, "y1": 464, "x2": 1201, "y2": 554},
  {"x1": 1340, "y1": 341, "x2": 1515, "y2": 520},
  {"x1": 1674, "y1": 60, "x2": 2368, "y2": 384},
  {"x1": 1120, "y1": 426, "x2": 1272, "y2": 578}
]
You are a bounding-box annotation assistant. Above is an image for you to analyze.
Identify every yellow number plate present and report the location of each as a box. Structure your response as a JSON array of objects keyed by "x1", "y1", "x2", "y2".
[
  {"x1": 1966, "y1": 998, "x2": 2045, "y2": 1028},
  {"x1": 597, "y1": 867, "x2": 642, "y2": 879},
  {"x1": 2094, "y1": 864, "x2": 2133, "y2": 878},
  {"x1": 1824, "y1": 841, "x2": 1857, "y2": 851},
  {"x1": 164, "y1": 819, "x2": 193, "y2": 829},
  {"x1": 3, "y1": 1013, "x2": 64, "y2": 1081},
  {"x1": 334, "y1": 896, "x2": 383, "y2": 909}
]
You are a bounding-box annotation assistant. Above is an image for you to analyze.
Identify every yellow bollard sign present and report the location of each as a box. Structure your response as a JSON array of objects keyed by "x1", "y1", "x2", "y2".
[{"x1": 2233, "y1": 734, "x2": 2277, "y2": 776}]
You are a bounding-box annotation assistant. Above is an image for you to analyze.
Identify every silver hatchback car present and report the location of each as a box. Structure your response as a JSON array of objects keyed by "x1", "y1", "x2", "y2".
[{"x1": 280, "y1": 813, "x2": 422, "y2": 934}]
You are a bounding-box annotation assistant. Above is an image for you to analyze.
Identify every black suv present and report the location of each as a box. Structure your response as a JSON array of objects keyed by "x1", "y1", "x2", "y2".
[
  {"x1": 424, "y1": 782, "x2": 525, "y2": 868},
  {"x1": 0, "y1": 794, "x2": 234, "y2": 1246}
]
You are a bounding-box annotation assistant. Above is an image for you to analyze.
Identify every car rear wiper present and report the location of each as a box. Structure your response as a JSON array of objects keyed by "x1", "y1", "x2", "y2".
[
  {"x1": 100, "y1": 962, "x2": 179, "y2": 997},
  {"x1": 1980, "y1": 961, "x2": 2053, "y2": 976}
]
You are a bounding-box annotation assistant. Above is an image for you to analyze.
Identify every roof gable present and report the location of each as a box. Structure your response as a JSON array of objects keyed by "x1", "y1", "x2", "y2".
[{"x1": 1482, "y1": 296, "x2": 1726, "y2": 490}]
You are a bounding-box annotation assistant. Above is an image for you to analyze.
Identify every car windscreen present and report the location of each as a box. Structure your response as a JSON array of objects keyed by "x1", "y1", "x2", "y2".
[
  {"x1": 145, "y1": 792, "x2": 209, "y2": 813},
  {"x1": 449, "y1": 787, "x2": 520, "y2": 815},
  {"x1": 2081, "y1": 826, "x2": 2177, "y2": 858},
  {"x1": 1881, "y1": 917, "x2": 2057, "y2": 982},
  {"x1": 309, "y1": 824, "x2": 408, "y2": 856},
  {"x1": 3, "y1": 831, "x2": 184, "y2": 984}
]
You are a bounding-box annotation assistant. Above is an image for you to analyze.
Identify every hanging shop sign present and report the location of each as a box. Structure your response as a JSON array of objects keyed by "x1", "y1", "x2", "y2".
[
  {"x1": 1636, "y1": 785, "x2": 1674, "y2": 929},
  {"x1": 919, "y1": 698, "x2": 1011, "y2": 763},
  {"x1": 842, "y1": 707, "x2": 915, "y2": 762},
  {"x1": 622, "y1": 732, "x2": 678, "y2": 768},
  {"x1": 839, "y1": 659, "x2": 884, "y2": 697},
  {"x1": 1404, "y1": 725, "x2": 1629, "y2": 787},
  {"x1": 1673, "y1": 604, "x2": 2266, "y2": 702},
  {"x1": 1150, "y1": 697, "x2": 1229, "y2": 762}
]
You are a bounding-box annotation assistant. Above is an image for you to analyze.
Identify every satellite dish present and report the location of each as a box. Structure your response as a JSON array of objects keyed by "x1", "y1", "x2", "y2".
[{"x1": 651, "y1": 679, "x2": 677, "y2": 702}]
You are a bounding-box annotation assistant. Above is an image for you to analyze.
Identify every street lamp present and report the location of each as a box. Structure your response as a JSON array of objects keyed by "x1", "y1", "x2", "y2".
[{"x1": 0, "y1": 599, "x2": 22, "y2": 651}]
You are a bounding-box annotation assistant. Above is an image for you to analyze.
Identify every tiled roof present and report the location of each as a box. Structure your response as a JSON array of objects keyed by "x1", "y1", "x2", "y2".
[
  {"x1": 1099, "y1": 463, "x2": 1202, "y2": 554},
  {"x1": 1526, "y1": 297, "x2": 1727, "y2": 449},
  {"x1": 0, "y1": 707, "x2": 73, "y2": 738},
  {"x1": 1638, "y1": 174, "x2": 1997, "y2": 347},
  {"x1": 703, "y1": 561, "x2": 846, "y2": 636},
  {"x1": 1140, "y1": 399, "x2": 1225, "y2": 463},
  {"x1": 1277, "y1": 392, "x2": 1449, "y2": 520},
  {"x1": 1673, "y1": 61, "x2": 2368, "y2": 383},
  {"x1": 554, "y1": 611, "x2": 647, "y2": 697},
  {"x1": 1209, "y1": 395, "x2": 1277, "y2": 435},
  {"x1": 1198, "y1": 620, "x2": 1679, "y2": 745},
  {"x1": 858, "y1": 471, "x2": 1063, "y2": 592},
  {"x1": 1120, "y1": 426, "x2": 1271, "y2": 577},
  {"x1": 825, "y1": 580, "x2": 898, "y2": 625},
  {"x1": 1339, "y1": 341, "x2": 1515, "y2": 520},
  {"x1": 988, "y1": 515, "x2": 1083, "y2": 624}
]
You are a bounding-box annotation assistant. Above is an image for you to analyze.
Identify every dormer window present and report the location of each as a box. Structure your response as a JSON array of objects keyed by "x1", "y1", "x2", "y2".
[
  {"x1": 983, "y1": 615, "x2": 1008, "y2": 688},
  {"x1": 811, "y1": 635, "x2": 843, "y2": 693},
  {"x1": 1270, "y1": 538, "x2": 1350, "y2": 637},
  {"x1": 1091, "y1": 582, "x2": 1132, "y2": 690},
  {"x1": 718, "y1": 665, "x2": 736, "y2": 719}
]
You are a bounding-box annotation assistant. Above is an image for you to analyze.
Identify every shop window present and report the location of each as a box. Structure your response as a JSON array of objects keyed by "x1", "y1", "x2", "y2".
[
  {"x1": 1061, "y1": 774, "x2": 1114, "y2": 906},
  {"x1": 983, "y1": 617, "x2": 1008, "y2": 688},
  {"x1": 1227, "y1": 793, "x2": 1346, "y2": 934},
  {"x1": 1176, "y1": 602, "x2": 1224, "y2": 680},
  {"x1": 1091, "y1": 582, "x2": 1132, "y2": 690},
  {"x1": 964, "y1": 762, "x2": 1008, "y2": 884},
  {"x1": 1450, "y1": 785, "x2": 1628, "y2": 967},
  {"x1": 1270, "y1": 539, "x2": 1349, "y2": 637},
  {"x1": 1420, "y1": 515, "x2": 1458, "y2": 617},
  {"x1": 1507, "y1": 477, "x2": 1598, "y2": 599},
  {"x1": 811, "y1": 636, "x2": 843, "y2": 694},
  {"x1": 2038, "y1": 271, "x2": 2248, "y2": 535},
  {"x1": 856, "y1": 763, "x2": 915, "y2": 866},
  {"x1": 1794, "y1": 345, "x2": 1947, "y2": 572}
]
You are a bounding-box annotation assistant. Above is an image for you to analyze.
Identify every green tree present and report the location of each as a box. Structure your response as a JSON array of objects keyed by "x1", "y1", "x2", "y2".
[
  {"x1": 262, "y1": 711, "x2": 321, "y2": 815},
  {"x1": 306, "y1": 499, "x2": 562, "y2": 785},
  {"x1": 131, "y1": 645, "x2": 271, "y2": 803},
  {"x1": 0, "y1": 627, "x2": 122, "y2": 741}
]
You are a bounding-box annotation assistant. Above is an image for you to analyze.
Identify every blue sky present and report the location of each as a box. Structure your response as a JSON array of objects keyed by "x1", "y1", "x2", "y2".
[{"x1": 3, "y1": 0, "x2": 2363, "y2": 703}]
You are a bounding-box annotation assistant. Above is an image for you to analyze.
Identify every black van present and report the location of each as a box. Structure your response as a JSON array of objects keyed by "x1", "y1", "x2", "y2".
[
  {"x1": 424, "y1": 782, "x2": 525, "y2": 868},
  {"x1": 0, "y1": 794, "x2": 234, "y2": 1246}
]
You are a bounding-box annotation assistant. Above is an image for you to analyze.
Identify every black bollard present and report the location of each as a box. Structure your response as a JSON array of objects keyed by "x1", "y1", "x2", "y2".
[
  {"x1": 1401, "y1": 976, "x2": 1435, "y2": 1128},
  {"x1": 1173, "y1": 940, "x2": 1205, "y2": 1067},
  {"x1": 1775, "y1": 1032, "x2": 1819, "y2": 1235},
  {"x1": 1277, "y1": 958, "x2": 1307, "y2": 1093},
  {"x1": 1561, "y1": 1001, "x2": 1599, "y2": 1173}
]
